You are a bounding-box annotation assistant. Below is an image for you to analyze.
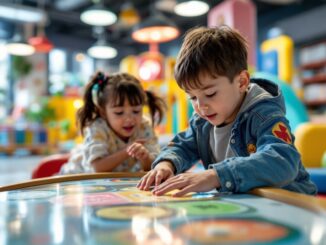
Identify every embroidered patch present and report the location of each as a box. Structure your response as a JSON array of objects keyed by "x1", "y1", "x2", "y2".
[
  {"x1": 247, "y1": 143, "x2": 256, "y2": 154},
  {"x1": 272, "y1": 122, "x2": 292, "y2": 144}
]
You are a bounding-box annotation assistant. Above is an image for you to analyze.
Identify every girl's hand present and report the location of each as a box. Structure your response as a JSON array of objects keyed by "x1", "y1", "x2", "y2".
[
  {"x1": 152, "y1": 169, "x2": 220, "y2": 197},
  {"x1": 137, "y1": 161, "x2": 175, "y2": 191},
  {"x1": 126, "y1": 142, "x2": 150, "y2": 161}
]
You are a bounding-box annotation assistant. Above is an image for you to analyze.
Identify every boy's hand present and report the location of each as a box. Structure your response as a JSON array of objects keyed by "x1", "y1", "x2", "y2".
[
  {"x1": 152, "y1": 169, "x2": 220, "y2": 197},
  {"x1": 137, "y1": 161, "x2": 175, "y2": 191}
]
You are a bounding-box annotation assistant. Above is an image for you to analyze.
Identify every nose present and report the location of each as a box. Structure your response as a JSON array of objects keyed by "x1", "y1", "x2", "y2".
[
  {"x1": 197, "y1": 99, "x2": 208, "y2": 112},
  {"x1": 125, "y1": 113, "x2": 136, "y2": 123}
]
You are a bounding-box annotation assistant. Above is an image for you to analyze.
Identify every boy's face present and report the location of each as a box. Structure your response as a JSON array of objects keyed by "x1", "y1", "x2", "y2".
[
  {"x1": 186, "y1": 71, "x2": 249, "y2": 127},
  {"x1": 104, "y1": 100, "x2": 143, "y2": 141}
]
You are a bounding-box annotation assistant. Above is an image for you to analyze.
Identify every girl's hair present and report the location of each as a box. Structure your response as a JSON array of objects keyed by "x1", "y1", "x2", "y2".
[{"x1": 77, "y1": 71, "x2": 165, "y2": 135}]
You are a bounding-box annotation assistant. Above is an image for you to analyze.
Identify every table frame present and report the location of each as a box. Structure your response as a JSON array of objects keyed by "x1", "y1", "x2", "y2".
[{"x1": 1, "y1": 172, "x2": 325, "y2": 214}]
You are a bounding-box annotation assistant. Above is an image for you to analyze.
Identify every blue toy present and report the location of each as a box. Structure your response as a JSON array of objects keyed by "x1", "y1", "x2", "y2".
[{"x1": 307, "y1": 168, "x2": 326, "y2": 193}]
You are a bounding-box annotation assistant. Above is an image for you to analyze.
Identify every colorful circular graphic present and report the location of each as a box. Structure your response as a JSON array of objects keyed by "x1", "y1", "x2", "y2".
[
  {"x1": 96, "y1": 205, "x2": 175, "y2": 221},
  {"x1": 7, "y1": 190, "x2": 56, "y2": 200},
  {"x1": 63, "y1": 185, "x2": 107, "y2": 193},
  {"x1": 106, "y1": 226, "x2": 184, "y2": 245},
  {"x1": 165, "y1": 200, "x2": 251, "y2": 216},
  {"x1": 120, "y1": 186, "x2": 140, "y2": 192},
  {"x1": 28, "y1": 184, "x2": 114, "y2": 194},
  {"x1": 176, "y1": 219, "x2": 298, "y2": 244},
  {"x1": 110, "y1": 178, "x2": 139, "y2": 183}
]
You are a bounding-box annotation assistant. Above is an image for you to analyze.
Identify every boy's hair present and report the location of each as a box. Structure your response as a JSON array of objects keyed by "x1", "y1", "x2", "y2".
[
  {"x1": 77, "y1": 72, "x2": 166, "y2": 135},
  {"x1": 174, "y1": 25, "x2": 248, "y2": 90}
]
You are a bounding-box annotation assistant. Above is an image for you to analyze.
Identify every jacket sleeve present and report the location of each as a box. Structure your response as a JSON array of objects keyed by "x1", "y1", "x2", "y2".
[
  {"x1": 210, "y1": 115, "x2": 301, "y2": 193},
  {"x1": 152, "y1": 116, "x2": 201, "y2": 173}
]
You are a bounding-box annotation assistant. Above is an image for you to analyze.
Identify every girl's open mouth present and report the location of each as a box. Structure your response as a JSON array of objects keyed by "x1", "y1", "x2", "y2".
[{"x1": 123, "y1": 126, "x2": 134, "y2": 132}]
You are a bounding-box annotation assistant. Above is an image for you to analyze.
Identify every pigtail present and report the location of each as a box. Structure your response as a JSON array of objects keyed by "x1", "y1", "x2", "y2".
[
  {"x1": 77, "y1": 71, "x2": 108, "y2": 135},
  {"x1": 146, "y1": 91, "x2": 166, "y2": 126}
]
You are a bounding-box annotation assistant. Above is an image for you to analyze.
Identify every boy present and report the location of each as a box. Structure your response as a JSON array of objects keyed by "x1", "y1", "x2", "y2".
[{"x1": 137, "y1": 25, "x2": 317, "y2": 197}]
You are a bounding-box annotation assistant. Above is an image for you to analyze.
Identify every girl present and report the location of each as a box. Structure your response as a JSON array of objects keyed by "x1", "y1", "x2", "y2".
[{"x1": 60, "y1": 71, "x2": 165, "y2": 174}]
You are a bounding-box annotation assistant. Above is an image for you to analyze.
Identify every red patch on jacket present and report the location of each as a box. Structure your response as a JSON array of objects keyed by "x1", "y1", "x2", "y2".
[{"x1": 272, "y1": 122, "x2": 292, "y2": 144}]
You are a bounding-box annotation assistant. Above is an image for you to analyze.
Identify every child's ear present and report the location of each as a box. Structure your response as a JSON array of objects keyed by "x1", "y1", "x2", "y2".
[
  {"x1": 98, "y1": 108, "x2": 106, "y2": 118},
  {"x1": 238, "y1": 70, "x2": 250, "y2": 92}
]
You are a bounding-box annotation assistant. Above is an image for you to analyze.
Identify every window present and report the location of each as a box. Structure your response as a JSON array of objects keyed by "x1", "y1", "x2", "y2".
[{"x1": 48, "y1": 48, "x2": 94, "y2": 96}]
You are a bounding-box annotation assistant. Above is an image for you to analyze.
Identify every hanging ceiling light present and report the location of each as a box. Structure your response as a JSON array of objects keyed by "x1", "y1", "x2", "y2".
[
  {"x1": 28, "y1": 36, "x2": 53, "y2": 53},
  {"x1": 0, "y1": 2, "x2": 47, "y2": 23},
  {"x1": 88, "y1": 39, "x2": 117, "y2": 59},
  {"x1": 6, "y1": 41, "x2": 35, "y2": 56},
  {"x1": 28, "y1": 0, "x2": 54, "y2": 53},
  {"x1": 80, "y1": 3, "x2": 117, "y2": 26},
  {"x1": 174, "y1": 0, "x2": 209, "y2": 17},
  {"x1": 118, "y1": 2, "x2": 140, "y2": 27},
  {"x1": 6, "y1": 30, "x2": 35, "y2": 56},
  {"x1": 88, "y1": 41, "x2": 117, "y2": 59},
  {"x1": 132, "y1": 13, "x2": 179, "y2": 43},
  {"x1": 88, "y1": 26, "x2": 117, "y2": 59}
]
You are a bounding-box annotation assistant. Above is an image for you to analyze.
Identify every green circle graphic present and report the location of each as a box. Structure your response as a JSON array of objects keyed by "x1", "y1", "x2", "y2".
[{"x1": 165, "y1": 200, "x2": 250, "y2": 216}]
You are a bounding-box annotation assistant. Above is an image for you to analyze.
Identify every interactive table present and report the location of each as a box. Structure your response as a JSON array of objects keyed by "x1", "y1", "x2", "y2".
[{"x1": 0, "y1": 173, "x2": 326, "y2": 245}]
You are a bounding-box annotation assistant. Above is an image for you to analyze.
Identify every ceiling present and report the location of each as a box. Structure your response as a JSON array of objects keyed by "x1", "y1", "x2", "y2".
[{"x1": 1, "y1": 0, "x2": 325, "y2": 64}]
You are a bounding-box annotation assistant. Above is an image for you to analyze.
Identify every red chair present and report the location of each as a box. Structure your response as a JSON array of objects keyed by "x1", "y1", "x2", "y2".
[
  {"x1": 318, "y1": 194, "x2": 326, "y2": 199},
  {"x1": 31, "y1": 154, "x2": 70, "y2": 179}
]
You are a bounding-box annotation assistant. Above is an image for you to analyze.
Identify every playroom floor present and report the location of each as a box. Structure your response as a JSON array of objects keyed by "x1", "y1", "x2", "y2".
[{"x1": 0, "y1": 155, "x2": 44, "y2": 186}]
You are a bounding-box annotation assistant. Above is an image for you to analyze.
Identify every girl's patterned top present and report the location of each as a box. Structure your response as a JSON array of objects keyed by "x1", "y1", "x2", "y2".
[{"x1": 60, "y1": 116, "x2": 160, "y2": 174}]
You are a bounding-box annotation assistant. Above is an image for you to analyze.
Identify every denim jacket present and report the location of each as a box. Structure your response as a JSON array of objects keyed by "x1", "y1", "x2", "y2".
[{"x1": 153, "y1": 78, "x2": 317, "y2": 195}]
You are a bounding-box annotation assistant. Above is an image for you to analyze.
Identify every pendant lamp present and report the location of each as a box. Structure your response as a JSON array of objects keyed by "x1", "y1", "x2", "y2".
[
  {"x1": 132, "y1": 12, "x2": 179, "y2": 43},
  {"x1": 118, "y1": 2, "x2": 140, "y2": 26},
  {"x1": 87, "y1": 27, "x2": 117, "y2": 59},
  {"x1": 80, "y1": 2, "x2": 117, "y2": 26},
  {"x1": 174, "y1": 0, "x2": 209, "y2": 17},
  {"x1": 28, "y1": 35, "x2": 53, "y2": 53},
  {"x1": 6, "y1": 26, "x2": 35, "y2": 56},
  {"x1": 0, "y1": 2, "x2": 46, "y2": 23},
  {"x1": 28, "y1": 0, "x2": 53, "y2": 53},
  {"x1": 28, "y1": 23, "x2": 53, "y2": 53},
  {"x1": 88, "y1": 39, "x2": 117, "y2": 59},
  {"x1": 6, "y1": 41, "x2": 35, "y2": 56}
]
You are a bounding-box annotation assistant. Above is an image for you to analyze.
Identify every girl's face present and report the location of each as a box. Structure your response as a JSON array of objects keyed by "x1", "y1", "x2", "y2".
[
  {"x1": 186, "y1": 71, "x2": 249, "y2": 127},
  {"x1": 104, "y1": 100, "x2": 143, "y2": 141}
]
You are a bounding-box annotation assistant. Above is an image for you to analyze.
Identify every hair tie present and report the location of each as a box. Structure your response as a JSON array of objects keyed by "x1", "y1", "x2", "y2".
[
  {"x1": 92, "y1": 72, "x2": 109, "y2": 107},
  {"x1": 97, "y1": 72, "x2": 106, "y2": 84},
  {"x1": 91, "y1": 83, "x2": 100, "y2": 107}
]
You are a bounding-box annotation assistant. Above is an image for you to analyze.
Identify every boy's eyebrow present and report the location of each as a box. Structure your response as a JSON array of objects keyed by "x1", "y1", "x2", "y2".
[
  {"x1": 202, "y1": 84, "x2": 217, "y2": 90},
  {"x1": 185, "y1": 83, "x2": 217, "y2": 93}
]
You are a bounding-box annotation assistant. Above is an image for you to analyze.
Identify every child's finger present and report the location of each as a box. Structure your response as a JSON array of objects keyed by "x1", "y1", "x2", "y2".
[
  {"x1": 172, "y1": 185, "x2": 194, "y2": 197},
  {"x1": 126, "y1": 143, "x2": 136, "y2": 152},
  {"x1": 155, "y1": 172, "x2": 165, "y2": 187},
  {"x1": 135, "y1": 149, "x2": 147, "y2": 161},
  {"x1": 137, "y1": 175, "x2": 146, "y2": 188},
  {"x1": 153, "y1": 179, "x2": 183, "y2": 196},
  {"x1": 139, "y1": 171, "x2": 157, "y2": 190},
  {"x1": 126, "y1": 143, "x2": 140, "y2": 156},
  {"x1": 135, "y1": 138, "x2": 147, "y2": 144}
]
